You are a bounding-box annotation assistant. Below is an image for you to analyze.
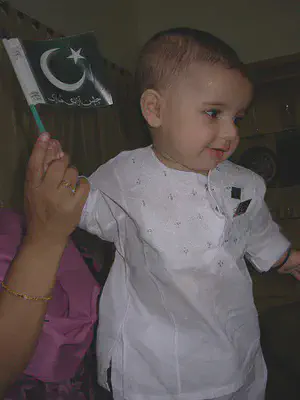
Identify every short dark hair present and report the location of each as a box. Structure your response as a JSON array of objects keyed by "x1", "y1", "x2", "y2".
[{"x1": 135, "y1": 27, "x2": 246, "y2": 95}]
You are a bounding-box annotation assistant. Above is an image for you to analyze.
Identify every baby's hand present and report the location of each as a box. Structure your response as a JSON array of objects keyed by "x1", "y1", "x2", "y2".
[
  {"x1": 279, "y1": 266, "x2": 300, "y2": 281},
  {"x1": 43, "y1": 138, "x2": 64, "y2": 173},
  {"x1": 290, "y1": 268, "x2": 300, "y2": 281},
  {"x1": 278, "y1": 249, "x2": 300, "y2": 281}
]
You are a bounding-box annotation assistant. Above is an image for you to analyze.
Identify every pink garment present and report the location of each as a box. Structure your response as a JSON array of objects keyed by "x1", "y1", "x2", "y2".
[{"x1": 0, "y1": 209, "x2": 100, "y2": 382}]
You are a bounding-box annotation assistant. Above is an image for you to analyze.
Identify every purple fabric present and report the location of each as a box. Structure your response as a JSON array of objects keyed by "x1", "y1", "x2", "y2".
[{"x1": 0, "y1": 208, "x2": 101, "y2": 382}]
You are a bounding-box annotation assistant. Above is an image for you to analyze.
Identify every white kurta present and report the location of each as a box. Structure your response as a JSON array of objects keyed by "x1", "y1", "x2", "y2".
[{"x1": 79, "y1": 146, "x2": 289, "y2": 400}]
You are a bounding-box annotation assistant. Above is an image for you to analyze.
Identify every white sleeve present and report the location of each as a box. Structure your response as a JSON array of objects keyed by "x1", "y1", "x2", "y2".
[
  {"x1": 245, "y1": 199, "x2": 290, "y2": 272},
  {"x1": 78, "y1": 159, "x2": 126, "y2": 243},
  {"x1": 79, "y1": 188, "x2": 124, "y2": 243}
]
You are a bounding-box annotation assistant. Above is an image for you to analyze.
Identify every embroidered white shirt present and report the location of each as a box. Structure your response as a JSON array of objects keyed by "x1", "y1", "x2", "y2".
[{"x1": 79, "y1": 146, "x2": 290, "y2": 400}]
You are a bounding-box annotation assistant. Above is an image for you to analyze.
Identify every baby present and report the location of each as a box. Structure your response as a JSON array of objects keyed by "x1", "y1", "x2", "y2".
[{"x1": 49, "y1": 28, "x2": 300, "y2": 400}]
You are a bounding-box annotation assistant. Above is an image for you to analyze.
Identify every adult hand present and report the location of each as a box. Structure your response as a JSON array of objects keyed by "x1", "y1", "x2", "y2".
[{"x1": 24, "y1": 133, "x2": 89, "y2": 245}]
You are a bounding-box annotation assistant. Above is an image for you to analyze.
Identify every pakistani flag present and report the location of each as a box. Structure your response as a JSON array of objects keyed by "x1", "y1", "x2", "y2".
[{"x1": 3, "y1": 32, "x2": 113, "y2": 108}]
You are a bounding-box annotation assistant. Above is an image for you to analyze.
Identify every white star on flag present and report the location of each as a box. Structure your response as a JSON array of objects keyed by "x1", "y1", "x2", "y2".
[{"x1": 67, "y1": 48, "x2": 85, "y2": 64}]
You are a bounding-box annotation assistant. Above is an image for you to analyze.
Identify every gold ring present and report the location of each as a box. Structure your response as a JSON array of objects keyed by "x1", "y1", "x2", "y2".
[{"x1": 61, "y1": 180, "x2": 76, "y2": 194}]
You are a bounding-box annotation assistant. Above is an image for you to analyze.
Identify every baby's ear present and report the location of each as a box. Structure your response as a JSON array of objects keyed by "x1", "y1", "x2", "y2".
[{"x1": 140, "y1": 89, "x2": 163, "y2": 128}]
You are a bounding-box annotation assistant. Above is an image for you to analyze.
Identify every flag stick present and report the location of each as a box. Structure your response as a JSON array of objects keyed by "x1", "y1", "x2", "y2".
[{"x1": 30, "y1": 105, "x2": 46, "y2": 135}]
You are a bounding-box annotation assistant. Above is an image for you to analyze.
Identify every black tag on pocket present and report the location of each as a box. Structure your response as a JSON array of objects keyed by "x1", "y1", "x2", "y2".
[
  {"x1": 231, "y1": 187, "x2": 241, "y2": 200},
  {"x1": 234, "y1": 199, "x2": 251, "y2": 217}
]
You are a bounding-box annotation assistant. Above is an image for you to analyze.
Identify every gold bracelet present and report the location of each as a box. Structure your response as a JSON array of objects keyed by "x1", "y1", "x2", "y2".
[{"x1": 1, "y1": 281, "x2": 52, "y2": 303}]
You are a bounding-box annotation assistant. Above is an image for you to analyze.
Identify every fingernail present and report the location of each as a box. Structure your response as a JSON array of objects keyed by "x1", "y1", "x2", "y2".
[
  {"x1": 39, "y1": 132, "x2": 50, "y2": 142},
  {"x1": 59, "y1": 151, "x2": 64, "y2": 158}
]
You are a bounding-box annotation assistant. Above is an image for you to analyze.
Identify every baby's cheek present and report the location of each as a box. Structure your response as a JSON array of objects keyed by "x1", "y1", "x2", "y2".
[{"x1": 228, "y1": 137, "x2": 240, "y2": 157}]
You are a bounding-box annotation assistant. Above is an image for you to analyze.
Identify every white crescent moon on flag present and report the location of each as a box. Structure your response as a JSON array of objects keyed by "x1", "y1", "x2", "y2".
[{"x1": 40, "y1": 48, "x2": 86, "y2": 92}]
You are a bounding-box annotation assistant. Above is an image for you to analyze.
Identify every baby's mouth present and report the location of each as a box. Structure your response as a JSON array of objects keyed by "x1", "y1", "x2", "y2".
[{"x1": 208, "y1": 147, "x2": 229, "y2": 160}]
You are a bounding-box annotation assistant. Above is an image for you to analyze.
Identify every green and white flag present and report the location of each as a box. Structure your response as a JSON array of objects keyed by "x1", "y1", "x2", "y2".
[{"x1": 3, "y1": 32, "x2": 113, "y2": 108}]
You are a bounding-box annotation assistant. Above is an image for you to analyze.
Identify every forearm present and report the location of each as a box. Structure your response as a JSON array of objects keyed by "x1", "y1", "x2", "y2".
[
  {"x1": 272, "y1": 248, "x2": 291, "y2": 269},
  {"x1": 272, "y1": 248, "x2": 300, "y2": 272},
  {"x1": 0, "y1": 236, "x2": 67, "y2": 394}
]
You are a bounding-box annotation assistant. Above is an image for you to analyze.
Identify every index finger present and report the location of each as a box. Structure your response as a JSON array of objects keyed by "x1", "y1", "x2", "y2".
[{"x1": 26, "y1": 133, "x2": 50, "y2": 187}]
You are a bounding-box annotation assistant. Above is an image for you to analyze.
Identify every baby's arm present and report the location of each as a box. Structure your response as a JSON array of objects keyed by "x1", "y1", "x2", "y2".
[
  {"x1": 275, "y1": 249, "x2": 300, "y2": 280},
  {"x1": 245, "y1": 197, "x2": 300, "y2": 280},
  {"x1": 245, "y1": 181, "x2": 290, "y2": 273},
  {"x1": 79, "y1": 162, "x2": 125, "y2": 245},
  {"x1": 79, "y1": 188, "x2": 121, "y2": 243}
]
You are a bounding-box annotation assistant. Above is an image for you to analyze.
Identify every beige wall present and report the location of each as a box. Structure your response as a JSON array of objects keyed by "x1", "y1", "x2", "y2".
[
  {"x1": 8, "y1": 0, "x2": 138, "y2": 69},
  {"x1": 8, "y1": 0, "x2": 300, "y2": 68},
  {"x1": 137, "y1": 0, "x2": 300, "y2": 63}
]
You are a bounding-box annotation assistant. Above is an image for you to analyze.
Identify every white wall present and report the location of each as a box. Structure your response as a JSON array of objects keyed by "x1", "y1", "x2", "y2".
[
  {"x1": 8, "y1": 0, "x2": 138, "y2": 69},
  {"x1": 137, "y1": 0, "x2": 300, "y2": 63}
]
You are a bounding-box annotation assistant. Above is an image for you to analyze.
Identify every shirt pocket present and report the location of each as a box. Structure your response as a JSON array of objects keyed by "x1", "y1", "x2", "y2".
[{"x1": 225, "y1": 214, "x2": 250, "y2": 258}]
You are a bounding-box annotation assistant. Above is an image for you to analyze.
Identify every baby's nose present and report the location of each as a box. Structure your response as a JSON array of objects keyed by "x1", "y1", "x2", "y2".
[{"x1": 222, "y1": 120, "x2": 239, "y2": 140}]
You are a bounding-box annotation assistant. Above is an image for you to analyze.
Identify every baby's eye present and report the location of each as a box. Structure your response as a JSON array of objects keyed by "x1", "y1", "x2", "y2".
[
  {"x1": 205, "y1": 109, "x2": 221, "y2": 119},
  {"x1": 233, "y1": 115, "x2": 244, "y2": 126}
]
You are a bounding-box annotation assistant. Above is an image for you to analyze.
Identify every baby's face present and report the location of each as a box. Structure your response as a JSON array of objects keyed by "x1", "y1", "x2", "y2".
[{"x1": 154, "y1": 62, "x2": 253, "y2": 174}]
